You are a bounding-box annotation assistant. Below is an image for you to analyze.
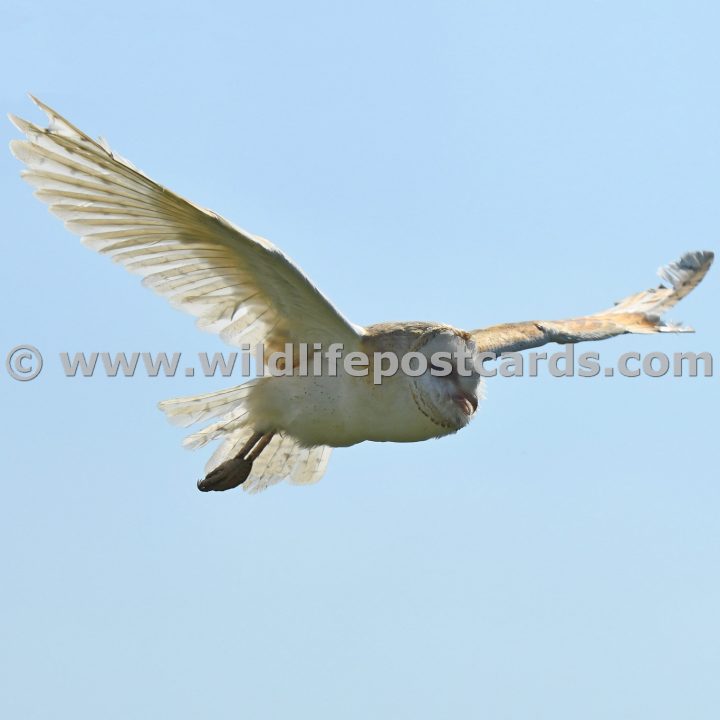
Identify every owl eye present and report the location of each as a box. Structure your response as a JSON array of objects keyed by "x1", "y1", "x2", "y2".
[{"x1": 429, "y1": 361, "x2": 455, "y2": 377}]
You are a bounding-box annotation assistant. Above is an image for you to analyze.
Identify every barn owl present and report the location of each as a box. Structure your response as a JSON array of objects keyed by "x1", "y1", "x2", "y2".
[{"x1": 10, "y1": 97, "x2": 713, "y2": 493}]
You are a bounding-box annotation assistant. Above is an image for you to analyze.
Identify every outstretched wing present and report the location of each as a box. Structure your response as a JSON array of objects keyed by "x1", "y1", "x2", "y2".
[
  {"x1": 471, "y1": 251, "x2": 713, "y2": 354},
  {"x1": 9, "y1": 96, "x2": 362, "y2": 352}
]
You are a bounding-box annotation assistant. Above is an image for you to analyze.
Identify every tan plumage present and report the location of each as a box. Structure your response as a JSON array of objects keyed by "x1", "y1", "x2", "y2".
[
  {"x1": 9, "y1": 97, "x2": 714, "y2": 493},
  {"x1": 471, "y1": 250, "x2": 713, "y2": 353}
]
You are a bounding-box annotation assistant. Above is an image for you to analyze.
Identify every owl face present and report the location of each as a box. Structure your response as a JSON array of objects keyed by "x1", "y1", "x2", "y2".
[{"x1": 410, "y1": 330, "x2": 483, "y2": 432}]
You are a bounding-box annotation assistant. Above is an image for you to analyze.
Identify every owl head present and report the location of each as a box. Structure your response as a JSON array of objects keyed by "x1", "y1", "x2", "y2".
[{"x1": 409, "y1": 329, "x2": 483, "y2": 432}]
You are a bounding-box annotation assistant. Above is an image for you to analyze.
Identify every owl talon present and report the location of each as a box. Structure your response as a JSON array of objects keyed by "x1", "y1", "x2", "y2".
[
  {"x1": 197, "y1": 431, "x2": 275, "y2": 492},
  {"x1": 197, "y1": 456, "x2": 254, "y2": 491}
]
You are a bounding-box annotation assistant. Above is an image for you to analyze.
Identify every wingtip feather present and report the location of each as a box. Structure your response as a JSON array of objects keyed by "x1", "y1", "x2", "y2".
[
  {"x1": 7, "y1": 112, "x2": 26, "y2": 132},
  {"x1": 8, "y1": 138, "x2": 30, "y2": 162},
  {"x1": 28, "y1": 93, "x2": 51, "y2": 117},
  {"x1": 657, "y1": 250, "x2": 714, "y2": 289}
]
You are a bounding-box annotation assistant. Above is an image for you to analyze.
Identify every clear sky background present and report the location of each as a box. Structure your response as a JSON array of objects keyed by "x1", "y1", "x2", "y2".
[{"x1": 1, "y1": 1, "x2": 718, "y2": 718}]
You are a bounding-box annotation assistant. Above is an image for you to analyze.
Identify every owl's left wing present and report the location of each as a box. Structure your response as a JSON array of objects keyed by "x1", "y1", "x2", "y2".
[
  {"x1": 9, "y1": 96, "x2": 362, "y2": 354},
  {"x1": 470, "y1": 251, "x2": 713, "y2": 354}
]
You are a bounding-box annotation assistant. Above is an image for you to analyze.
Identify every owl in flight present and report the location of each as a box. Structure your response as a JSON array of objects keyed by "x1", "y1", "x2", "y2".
[{"x1": 10, "y1": 97, "x2": 713, "y2": 493}]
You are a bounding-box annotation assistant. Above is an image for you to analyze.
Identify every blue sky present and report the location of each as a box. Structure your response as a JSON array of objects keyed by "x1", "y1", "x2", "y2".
[{"x1": 1, "y1": 1, "x2": 718, "y2": 718}]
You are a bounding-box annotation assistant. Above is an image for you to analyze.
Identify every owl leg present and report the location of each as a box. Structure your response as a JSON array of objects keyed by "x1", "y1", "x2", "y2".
[{"x1": 197, "y1": 431, "x2": 275, "y2": 492}]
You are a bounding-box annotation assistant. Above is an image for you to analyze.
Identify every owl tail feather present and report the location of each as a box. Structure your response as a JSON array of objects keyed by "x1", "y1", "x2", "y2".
[{"x1": 158, "y1": 381, "x2": 332, "y2": 493}]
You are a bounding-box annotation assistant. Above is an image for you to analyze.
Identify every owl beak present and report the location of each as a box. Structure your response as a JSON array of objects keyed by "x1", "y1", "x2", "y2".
[{"x1": 453, "y1": 391, "x2": 478, "y2": 416}]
